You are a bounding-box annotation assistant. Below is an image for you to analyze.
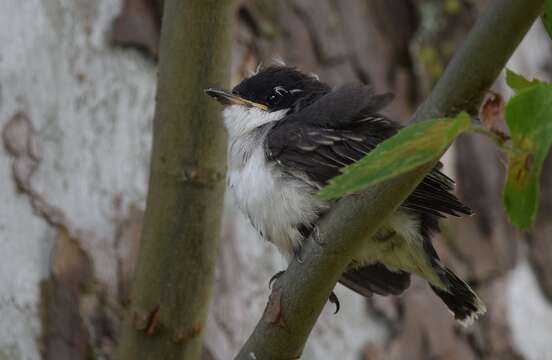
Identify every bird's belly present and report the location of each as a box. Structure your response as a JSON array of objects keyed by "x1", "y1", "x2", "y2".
[
  {"x1": 352, "y1": 210, "x2": 439, "y2": 282},
  {"x1": 228, "y1": 150, "x2": 324, "y2": 259},
  {"x1": 228, "y1": 147, "x2": 429, "y2": 275}
]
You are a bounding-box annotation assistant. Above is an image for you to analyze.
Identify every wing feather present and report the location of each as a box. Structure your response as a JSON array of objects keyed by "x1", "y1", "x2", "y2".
[{"x1": 266, "y1": 85, "x2": 472, "y2": 218}]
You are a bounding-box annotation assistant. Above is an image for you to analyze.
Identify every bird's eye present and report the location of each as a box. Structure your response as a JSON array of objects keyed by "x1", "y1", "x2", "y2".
[{"x1": 267, "y1": 94, "x2": 281, "y2": 106}]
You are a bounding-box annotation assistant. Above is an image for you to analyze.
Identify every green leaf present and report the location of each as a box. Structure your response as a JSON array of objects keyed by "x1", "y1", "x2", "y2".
[
  {"x1": 506, "y1": 68, "x2": 543, "y2": 93},
  {"x1": 318, "y1": 113, "x2": 472, "y2": 200},
  {"x1": 543, "y1": 0, "x2": 552, "y2": 40},
  {"x1": 504, "y1": 84, "x2": 552, "y2": 229}
]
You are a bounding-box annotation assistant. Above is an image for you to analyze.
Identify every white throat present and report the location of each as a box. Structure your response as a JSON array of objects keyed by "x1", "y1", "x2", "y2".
[
  {"x1": 222, "y1": 105, "x2": 324, "y2": 260},
  {"x1": 223, "y1": 105, "x2": 287, "y2": 139}
]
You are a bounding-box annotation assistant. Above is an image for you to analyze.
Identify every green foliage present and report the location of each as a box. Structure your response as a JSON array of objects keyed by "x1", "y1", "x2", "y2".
[
  {"x1": 543, "y1": 0, "x2": 552, "y2": 40},
  {"x1": 318, "y1": 113, "x2": 472, "y2": 200},
  {"x1": 504, "y1": 82, "x2": 552, "y2": 229},
  {"x1": 506, "y1": 69, "x2": 543, "y2": 93}
]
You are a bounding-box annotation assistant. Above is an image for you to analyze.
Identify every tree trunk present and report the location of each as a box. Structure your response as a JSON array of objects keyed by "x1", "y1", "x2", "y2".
[{"x1": 117, "y1": 0, "x2": 233, "y2": 359}]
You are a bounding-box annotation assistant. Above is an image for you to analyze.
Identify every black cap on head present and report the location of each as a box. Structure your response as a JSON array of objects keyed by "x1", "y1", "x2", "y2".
[{"x1": 206, "y1": 66, "x2": 330, "y2": 112}]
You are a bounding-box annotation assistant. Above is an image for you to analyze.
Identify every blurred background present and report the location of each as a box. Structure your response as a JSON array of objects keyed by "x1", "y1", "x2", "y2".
[{"x1": 1, "y1": 0, "x2": 552, "y2": 359}]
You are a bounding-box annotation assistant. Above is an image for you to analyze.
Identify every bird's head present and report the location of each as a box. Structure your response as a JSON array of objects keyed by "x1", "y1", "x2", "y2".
[{"x1": 205, "y1": 66, "x2": 330, "y2": 137}]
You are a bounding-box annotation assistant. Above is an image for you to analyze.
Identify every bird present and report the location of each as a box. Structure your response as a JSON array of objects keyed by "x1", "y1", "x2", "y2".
[{"x1": 205, "y1": 65, "x2": 486, "y2": 326}]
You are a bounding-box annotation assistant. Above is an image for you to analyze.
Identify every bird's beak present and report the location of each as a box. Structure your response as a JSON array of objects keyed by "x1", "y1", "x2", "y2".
[{"x1": 204, "y1": 88, "x2": 268, "y2": 111}]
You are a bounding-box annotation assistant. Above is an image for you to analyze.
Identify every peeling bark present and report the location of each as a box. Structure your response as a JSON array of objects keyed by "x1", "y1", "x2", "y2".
[
  {"x1": 262, "y1": 288, "x2": 286, "y2": 327},
  {"x1": 112, "y1": 0, "x2": 161, "y2": 58},
  {"x1": 2, "y1": 112, "x2": 67, "y2": 227},
  {"x1": 41, "y1": 229, "x2": 93, "y2": 360}
]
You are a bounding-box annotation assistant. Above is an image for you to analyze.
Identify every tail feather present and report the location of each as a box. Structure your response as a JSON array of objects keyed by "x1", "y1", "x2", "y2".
[{"x1": 431, "y1": 266, "x2": 486, "y2": 326}]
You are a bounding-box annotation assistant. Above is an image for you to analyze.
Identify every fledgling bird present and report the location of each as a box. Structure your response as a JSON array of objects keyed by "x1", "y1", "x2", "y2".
[{"x1": 205, "y1": 65, "x2": 486, "y2": 325}]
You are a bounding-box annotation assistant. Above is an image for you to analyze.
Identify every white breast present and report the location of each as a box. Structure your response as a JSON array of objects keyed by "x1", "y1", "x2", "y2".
[
  {"x1": 223, "y1": 105, "x2": 325, "y2": 259},
  {"x1": 228, "y1": 145, "x2": 325, "y2": 260}
]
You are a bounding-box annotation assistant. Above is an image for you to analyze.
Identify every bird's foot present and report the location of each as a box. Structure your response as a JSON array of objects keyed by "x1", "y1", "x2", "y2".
[
  {"x1": 312, "y1": 226, "x2": 326, "y2": 247},
  {"x1": 294, "y1": 246, "x2": 304, "y2": 264},
  {"x1": 329, "y1": 291, "x2": 340, "y2": 314},
  {"x1": 269, "y1": 270, "x2": 285, "y2": 289}
]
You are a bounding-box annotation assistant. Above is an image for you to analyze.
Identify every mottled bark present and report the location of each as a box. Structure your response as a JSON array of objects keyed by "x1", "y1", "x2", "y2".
[
  {"x1": 41, "y1": 229, "x2": 94, "y2": 360},
  {"x1": 112, "y1": 0, "x2": 162, "y2": 58}
]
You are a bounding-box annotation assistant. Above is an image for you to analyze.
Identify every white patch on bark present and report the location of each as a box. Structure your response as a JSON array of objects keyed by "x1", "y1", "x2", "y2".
[
  {"x1": 0, "y1": 0, "x2": 155, "y2": 358},
  {"x1": 508, "y1": 261, "x2": 552, "y2": 360}
]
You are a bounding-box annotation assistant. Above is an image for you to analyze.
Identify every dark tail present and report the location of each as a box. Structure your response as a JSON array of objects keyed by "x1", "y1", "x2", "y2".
[{"x1": 430, "y1": 265, "x2": 486, "y2": 326}]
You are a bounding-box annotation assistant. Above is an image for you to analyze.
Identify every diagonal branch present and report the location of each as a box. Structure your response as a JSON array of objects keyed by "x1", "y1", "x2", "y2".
[{"x1": 235, "y1": 0, "x2": 544, "y2": 359}]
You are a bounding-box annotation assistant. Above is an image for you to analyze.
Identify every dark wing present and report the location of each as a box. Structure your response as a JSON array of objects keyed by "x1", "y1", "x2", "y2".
[
  {"x1": 266, "y1": 85, "x2": 471, "y2": 297},
  {"x1": 341, "y1": 264, "x2": 411, "y2": 296},
  {"x1": 266, "y1": 84, "x2": 472, "y2": 218}
]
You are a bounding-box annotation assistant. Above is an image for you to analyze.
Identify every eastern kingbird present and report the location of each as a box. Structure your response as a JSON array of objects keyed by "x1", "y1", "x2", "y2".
[{"x1": 206, "y1": 65, "x2": 486, "y2": 325}]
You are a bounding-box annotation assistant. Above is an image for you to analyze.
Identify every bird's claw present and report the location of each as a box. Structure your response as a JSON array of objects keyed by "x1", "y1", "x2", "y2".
[
  {"x1": 312, "y1": 226, "x2": 325, "y2": 247},
  {"x1": 269, "y1": 270, "x2": 285, "y2": 289},
  {"x1": 269, "y1": 274, "x2": 340, "y2": 314},
  {"x1": 294, "y1": 247, "x2": 304, "y2": 264},
  {"x1": 329, "y1": 291, "x2": 340, "y2": 314}
]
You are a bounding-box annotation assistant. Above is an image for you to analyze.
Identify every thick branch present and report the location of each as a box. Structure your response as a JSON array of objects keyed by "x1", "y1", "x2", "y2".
[
  {"x1": 117, "y1": 0, "x2": 234, "y2": 359},
  {"x1": 235, "y1": 0, "x2": 544, "y2": 359}
]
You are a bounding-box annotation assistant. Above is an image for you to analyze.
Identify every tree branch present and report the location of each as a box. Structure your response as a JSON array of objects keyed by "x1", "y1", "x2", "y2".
[
  {"x1": 117, "y1": 0, "x2": 234, "y2": 359},
  {"x1": 235, "y1": 0, "x2": 544, "y2": 359}
]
